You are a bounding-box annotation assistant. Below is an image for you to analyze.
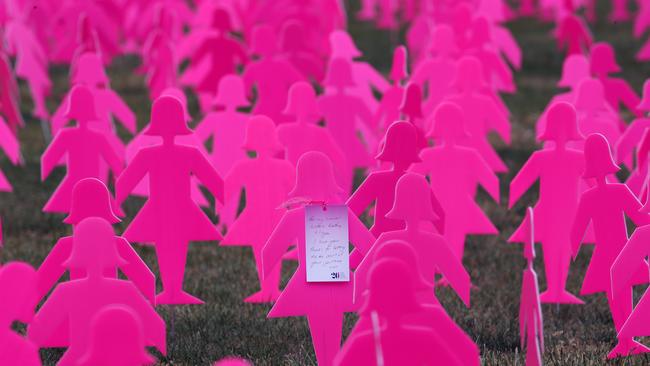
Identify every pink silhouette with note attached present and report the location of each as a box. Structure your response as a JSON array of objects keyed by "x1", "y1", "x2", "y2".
[
  {"x1": 221, "y1": 115, "x2": 295, "y2": 303},
  {"x1": 42, "y1": 85, "x2": 123, "y2": 214},
  {"x1": 510, "y1": 102, "x2": 584, "y2": 304},
  {"x1": 444, "y1": 56, "x2": 511, "y2": 173},
  {"x1": 0, "y1": 262, "x2": 41, "y2": 366},
  {"x1": 319, "y1": 58, "x2": 375, "y2": 171},
  {"x1": 78, "y1": 305, "x2": 156, "y2": 366},
  {"x1": 509, "y1": 207, "x2": 544, "y2": 366},
  {"x1": 415, "y1": 102, "x2": 500, "y2": 263},
  {"x1": 348, "y1": 121, "x2": 444, "y2": 238},
  {"x1": 262, "y1": 151, "x2": 375, "y2": 366},
  {"x1": 116, "y1": 95, "x2": 225, "y2": 305},
  {"x1": 571, "y1": 133, "x2": 650, "y2": 359},
  {"x1": 28, "y1": 217, "x2": 167, "y2": 366}
]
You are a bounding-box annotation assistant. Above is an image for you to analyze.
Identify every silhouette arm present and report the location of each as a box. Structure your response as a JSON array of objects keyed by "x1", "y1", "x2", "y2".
[
  {"x1": 116, "y1": 237, "x2": 156, "y2": 304},
  {"x1": 224, "y1": 164, "x2": 245, "y2": 209},
  {"x1": 434, "y1": 236, "x2": 471, "y2": 306},
  {"x1": 36, "y1": 238, "x2": 71, "y2": 301},
  {"x1": 106, "y1": 90, "x2": 136, "y2": 134},
  {"x1": 612, "y1": 228, "x2": 650, "y2": 303},
  {"x1": 41, "y1": 133, "x2": 68, "y2": 181},
  {"x1": 622, "y1": 186, "x2": 650, "y2": 226},
  {"x1": 346, "y1": 175, "x2": 376, "y2": 216},
  {"x1": 509, "y1": 153, "x2": 541, "y2": 208},
  {"x1": 348, "y1": 210, "x2": 375, "y2": 257},
  {"x1": 193, "y1": 115, "x2": 215, "y2": 143},
  {"x1": 571, "y1": 198, "x2": 591, "y2": 259},
  {"x1": 475, "y1": 154, "x2": 500, "y2": 203},
  {"x1": 429, "y1": 189, "x2": 446, "y2": 234},
  {"x1": 486, "y1": 99, "x2": 511, "y2": 144},
  {"x1": 99, "y1": 136, "x2": 124, "y2": 179},
  {"x1": 191, "y1": 149, "x2": 224, "y2": 204},
  {"x1": 617, "y1": 80, "x2": 642, "y2": 117},
  {"x1": 27, "y1": 288, "x2": 67, "y2": 346},
  {"x1": 115, "y1": 153, "x2": 149, "y2": 206},
  {"x1": 615, "y1": 119, "x2": 650, "y2": 163},
  {"x1": 125, "y1": 287, "x2": 167, "y2": 355},
  {"x1": 362, "y1": 63, "x2": 389, "y2": 94},
  {"x1": 262, "y1": 211, "x2": 298, "y2": 279}
]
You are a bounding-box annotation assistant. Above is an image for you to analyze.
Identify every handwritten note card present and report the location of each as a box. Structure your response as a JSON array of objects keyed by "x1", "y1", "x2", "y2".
[{"x1": 305, "y1": 204, "x2": 350, "y2": 282}]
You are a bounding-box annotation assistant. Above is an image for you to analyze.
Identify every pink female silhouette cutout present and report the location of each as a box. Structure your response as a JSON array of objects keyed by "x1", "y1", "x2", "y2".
[
  {"x1": 0, "y1": 115, "x2": 21, "y2": 192},
  {"x1": 0, "y1": 52, "x2": 24, "y2": 132},
  {"x1": 319, "y1": 58, "x2": 375, "y2": 171},
  {"x1": 571, "y1": 133, "x2": 650, "y2": 358},
  {"x1": 444, "y1": 57, "x2": 511, "y2": 173},
  {"x1": 509, "y1": 208, "x2": 544, "y2": 366},
  {"x1": 573, "y1": 78, "x2": 621, "y2": 151},
  {"x1": 609, "y1": 0, "x2": 631, "y2": 22},
  {"x1": 0, "y1": 262, "x2": 41, "y2": 366},
  {"x1": 243, "y1": 24, "x2": 303, "y2": 124},
  {"x1": 635, "y1": 0, "x2": 650, "y2": 39},
  {"x1": 510, "y1": 102, "x2": 584, "y2": 304},
  {"x1": 262, "y1": 151, "x2": 375, "y2": 366},
  {"x1": 617, "y1": 82, "x2": 650, "y2": 195},
  {"x1": 399, "y1": 83, "x2": 429, "y2": 151},
  {"x1": 415, "y1": 102, "x2": 500, "y2": 262},
  {"x1": 348, "y1": 122, "x2": 444, "y2": 238},
  {"x1": 181, "y1": 8, "x2": 248, "y2": 112},
  {"x1": 555, "y1": 12, "x2": 593, "y2": 55},
  {"x1": 590, "y1": 43, "x2": 642, "y2": 118},
  {"x1": 373, "y1": 46, "x2": 408, "y2": 133},
  {"x1": 37, "y1": 178, "x2": 154, "y2": 328},
  {"x1": 28, "y1": 218, "x2": 167, "y2": 366},
  {"x1": 335, "y1": 258, "x2": 474, "y2": 366},
  {"x1": 78, "y1": 305, "x2": 155, "y2": 366},
  {"x1": 42, "y1": 84, "x2": 123, "y2": 214},
  {"x1": 279, "y1": 20, "x2": 326, "y2": 83},
  {"x1": 116, "y1": 95, "x2": 224, "y2": 305},
  {"x1": 353, "y1": 173, "x2": 469, "y2": 306},
  {"x1": 327, "y1": 30, "x2": 389, "y2": 112},
  {"x1": 466, "y1": 17, "x2": 516, "y2": 94},
  {"x1": 143, "y1": 33, "x2": 176, "y2": 101},
  {"x1": 277, "y1": 82, "x2": 350, "y2": 194},
  {"x1": 221, "y1": 115, "x2": 295, "y2": 303}
]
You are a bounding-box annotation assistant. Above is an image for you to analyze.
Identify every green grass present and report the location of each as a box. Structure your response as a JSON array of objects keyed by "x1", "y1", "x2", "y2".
[{"x1": 4, "y1": 2, "x2": 650, "y2": 365}]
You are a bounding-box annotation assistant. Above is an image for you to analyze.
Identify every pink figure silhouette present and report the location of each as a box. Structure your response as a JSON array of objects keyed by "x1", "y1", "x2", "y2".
[
  {"x1": 78, "y1": 305, "x2": 155, "y2": 366},
  {"x1": 319, "y1": 58, "x2": 375, "y2": 171},
  {"x1": 279, "y1": 20, "x2": 326, "y2": 83},
  {"x1": 28, "y1": 218, "x2": 167, "y2": 366},
  {"x1": 0, "y1": 115, "x2": 21, "y2": 192},
  {"x1": 573, "y1": 78, "x2": 621, "y2": 151},
  {"x1": 414, "y1": 102, "x2": 500, "y2": 264},
  {"x1": 509, "y1": 208, "x2": 544, "y2": 366},
  {"x1": 277, "y1": 82, "x2": 350, "y2": 193},
  {"x1": 221, "y1": 115, "x2": 295, "y2": 303},
  {"x1": 609, "y1": 0, "x2": 631, "y2": 22},
  {"x1": 353, "y1": 173, "x2": 469, "y2": 306},
  {"x1": 0, "y1": 52, "x2": 24, "y2": 131},
  {"x1": 373, "y1": 47, "x2": 408, "y2": 132},
  {"x1": 590, "y1": 42, "x2": 642, "y2": 118},
  {"x1": 335, "y1": 258, "x2": 475, "y2": 365},
  {"x1": 399, "y1": 83, "x2": 429, "y2": 151},
  {"x1": 348, "y1": 121, "x2": 444, "y2": 239},
  {"x1": 116, "y1": 95, "x2": 224, "y2": 305},
  {"x1": 571, "y1": 133, "x2": 650, "y2": 358},
  {"x1": 327, "y1": 30, "x2": 389, "y2": 112},
  {"x1": 0, "y1": 262, "x2": 41, "y2": 366},
  {"x1": 466, "y1": 17, "x2": 516, "y2": 94},
  {"x1": 617, "y1": 81, "x2": 650, "y2": 194},
  {"x1": 42, "y1": 85, "x2": 123, "y2": 214},
  {"x1": 444, "y1": 57, "x2": 511, "y2": 173},
  {"x1": 510, "y1": 102, "x2": 585, "y2": 304},
  {"x1": 181, "y1": 8, "x2": 248, "y2": 112},
  {"x1": 262, "y1": 151, "x2": 375, "y2": 366},
  {"x1": 635, "y1": 0, "x2": 650, "y2": 39},
  {"x1": 37, "y1": 179, "x2": 154, "y2": 334},
  {"x1": 243, "y1": 24, "x2": 303, "y2": 124},
  {"x1": 143, "y1": 33, "x2": 176, "y2": 101},
  {"x1": 125, "y1": 88, "x2": 210, "y2": 208},
  {"x1": 555, "y1": 12, "x2": 593, "y2": 55}
]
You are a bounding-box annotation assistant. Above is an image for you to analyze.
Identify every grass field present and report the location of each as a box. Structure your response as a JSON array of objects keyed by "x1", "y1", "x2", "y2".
[{"x1": 4, "y1": 2, "x2": 650, "y2": 365}]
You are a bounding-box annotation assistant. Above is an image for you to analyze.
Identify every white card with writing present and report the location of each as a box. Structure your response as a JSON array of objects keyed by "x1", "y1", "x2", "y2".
[{"x1": 305, "y1": 204, "x2": 350, "y2": 282}]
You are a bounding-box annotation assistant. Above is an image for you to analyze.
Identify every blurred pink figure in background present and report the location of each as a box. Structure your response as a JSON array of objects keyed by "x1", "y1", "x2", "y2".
[{"x1": 590, "y1": 42, "x2": 641, "y2": 118}]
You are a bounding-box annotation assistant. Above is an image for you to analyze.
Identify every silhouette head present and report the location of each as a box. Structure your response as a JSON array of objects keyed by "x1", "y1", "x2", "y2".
[
  {"x1": 638, "y1": 79, "x2": 650, "y2": 112},
  {"x1": 329, "y1": 30, "x2": 361, "y2": 59},
  {"x1": 0, "y1": 262, "x2": 38, "y2": 325},
  {"x1": 558, "y1": 54, "x2": 590, "y2": 88},
  {"x1": 540, "y1": 102, "x2": 583, "y2": 143},
  {"x1": 399, "y1": 83, "x2": 423, "y2": 119},
  {"x1": 428, "y1": 24, "x2": 458, "y2": 56},
  {"x1": 213, "y1": 74, "x2": 250, "y2": 109},
  {"x1": 376, "y1": 121, "x2": 421, "y2": 165},
  {"x1": 79, "y1": 305, "x2": 154, "y2": 366},
  {"x1": 64, "y1": 217, "x2": 126, "y2": 273},
  {"x1": 583, "y1": 133, "x2": 619, "y2": 178},
  {"x1": 372, "y1": 240, "x2": 434, "y2": 290},
  {"x1": 243, "y1": 115, "x2": 283, "y2": 153},
  {"x1": 452, "y1": 3, "x2": 474, "y2": 34},
  {"x1": 280, "y1": 20, "x2": 306, "y2": 53},
  {"x1": 389, "y1": 46, "x2": 408, "y2": 83},
  {"x1": 361, "y1": 258, "x2": 420, "y2": 317},
  {"x1": 590, "y1": 42, "x2": 621, "y2": 75},
  {"x1": 65, "y1": 178, "x2": 121, "y2": 225},
  {"x1": 74, "y1": 52, "x2": 109, "y2": 87},
  {"x1": 65, "y1": 84, "x2": 97, "y2": 122},
  {"x1": 161, "y1": 87, "x2": 192, "y2": 122},
  {"x1": 250, "y1": 24, "x2": 276, "y2": 57},
  {"x1": 428, "y1": 101, "x2": 469, "y2": 141},
  {"x1": 470, "y1": 17, "x2": 492, "y2": 46},
  {"x1": 283, "y1": 81, "x2": 320, "y2": 120},
  {"x1": 454, "y1": 56, "x2": 486, "y2": 92},
  {"x1": 324, "y1": 58, "x2": 355, "y2": 89},
  {"x1": 575, "y1": 78, "x2": 606, "y2": 111},
  {"x1": 144, "y1": 95, "x2": 192, "y2": 137},
  {"x1": 386, "y1": 173, "x2": 438, "y2": 222},
  {"x1": 289, "y1": 151, "x2": 343, "y2": 201},
  {"x1": 211, "y1": 7, "x2": 233, "y2": 33}
]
